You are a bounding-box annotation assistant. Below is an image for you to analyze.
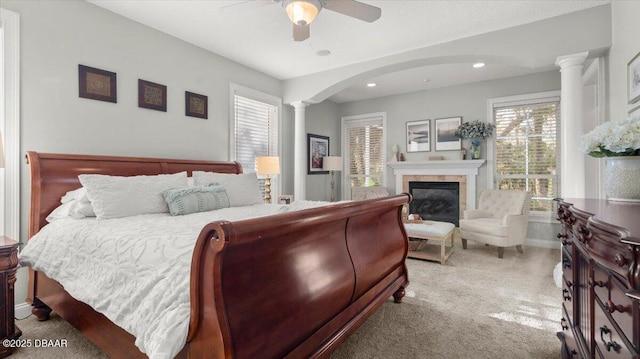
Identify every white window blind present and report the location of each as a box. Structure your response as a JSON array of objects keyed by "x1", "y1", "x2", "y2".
[
  {"x1": 494, "y1": 97, "x2": 560, "y2": 212},
  {"x1": 233, "y1": 94, "x2": 278, "y2": 173},
  {"x1": 344, "y1": 117, "x2": 384, "y2": 189},
  {"x1": 232, "y1": 88, "x2": 279, "y2": 199}
]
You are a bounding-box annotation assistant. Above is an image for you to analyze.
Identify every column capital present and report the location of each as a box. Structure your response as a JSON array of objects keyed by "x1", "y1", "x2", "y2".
[
  {"x1": 290, "y1": 101, "x2": 309, "y2": 110},
  {"x1": 555, "y1": 52, "x2": 589, "y2": 69}
]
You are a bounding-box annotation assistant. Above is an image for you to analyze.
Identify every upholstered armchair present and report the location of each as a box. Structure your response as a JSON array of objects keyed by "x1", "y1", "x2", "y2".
[
  {"x1": 351, "y1": 186, "x2": 389, "y2": 201},
  {"x1": 459, "y1": 189, "x2": 531, "y2": 258}
]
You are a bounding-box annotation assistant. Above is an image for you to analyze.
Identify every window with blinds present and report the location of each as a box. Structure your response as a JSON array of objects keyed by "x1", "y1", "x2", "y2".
[
  {"x1": 233, "y1": 94, "x2": 278, "y2": 172},
  {"x1": 493, "y1": 97, "x2": 560, "y2": 212},
  {"x1": 344, "y1": 117, "x2": 384, "y2": 191},
  {"x1": 231, "y1": 87, "x2": 279, "y2": 198}
]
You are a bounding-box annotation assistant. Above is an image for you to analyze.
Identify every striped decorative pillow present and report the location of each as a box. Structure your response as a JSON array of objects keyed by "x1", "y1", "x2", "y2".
[{"x1": 163, "y1": 185, "x2": 230, "y2": 216}]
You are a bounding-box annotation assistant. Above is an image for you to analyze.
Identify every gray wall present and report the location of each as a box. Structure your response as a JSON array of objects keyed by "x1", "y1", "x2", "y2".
[
  {"x1": 304, "y1": 101, "x2": 341, "y2": 201},
  {"x1": 3, "y1": 0, "x2": 283, "y2": 306},
  {"x1": 337, "y1": 70, "x2": 561, "y2": 195},
  {"x1": 3, "y1": 0, "x2": 284, "y2": 236}
]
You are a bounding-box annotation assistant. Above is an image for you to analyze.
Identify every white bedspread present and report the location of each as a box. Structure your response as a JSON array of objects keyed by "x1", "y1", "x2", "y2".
[{"x1": 19, "y1": 201, "x2": 330, "y2": 359}]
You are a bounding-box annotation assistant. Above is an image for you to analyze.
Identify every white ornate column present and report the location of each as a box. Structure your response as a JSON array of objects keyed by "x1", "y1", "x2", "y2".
[
  {"x1": 556, "y1": 52, "x2": 588, "y2": 198},
  {"x1": 291, "y1": 101, "x2": 308, "y2": 201}
]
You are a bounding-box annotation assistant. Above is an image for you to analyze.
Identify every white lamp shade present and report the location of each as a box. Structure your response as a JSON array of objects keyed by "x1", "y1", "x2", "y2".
[
  {"x1": 322, "y1": 156, "x2": 342, "y2": 171},
  {"x1": 284, "y1": 0, "x2": 320, "y2": 25},
  {"x1": 256, "y1": 156, "x2": 280, "y2": 175}
]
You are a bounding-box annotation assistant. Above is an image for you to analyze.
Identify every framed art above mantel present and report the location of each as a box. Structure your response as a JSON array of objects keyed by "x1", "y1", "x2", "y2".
[
  {"x1": 406, "y1": 120, "x2": 430, "y2": 152},
  {"x1": 434, "y1": 117, "x2": 462, "y2": 151}
]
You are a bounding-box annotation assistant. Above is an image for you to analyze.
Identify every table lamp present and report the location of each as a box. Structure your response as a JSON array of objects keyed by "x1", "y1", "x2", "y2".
[
  {"x1": 323, "y1": 156, "x2": 342, "y2": 202},
  {"x1": 256, "y1": 156, "x2": 280, "y2": 203}
]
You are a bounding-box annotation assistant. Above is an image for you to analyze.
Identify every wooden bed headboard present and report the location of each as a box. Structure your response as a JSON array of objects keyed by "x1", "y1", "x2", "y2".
[{"x1": 26, "y1": 151, "x2": 243, "y2": 238}]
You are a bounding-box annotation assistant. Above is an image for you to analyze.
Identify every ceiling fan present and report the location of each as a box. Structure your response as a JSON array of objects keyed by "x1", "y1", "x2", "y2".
[{"x1": 222, "y1": 0, "x2": 382, "y2": 41}]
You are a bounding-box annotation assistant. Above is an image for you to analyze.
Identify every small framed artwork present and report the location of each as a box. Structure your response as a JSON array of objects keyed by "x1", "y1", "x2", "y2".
[
  {"x1": 185, "y1": 91, "x2": 208, "y2": 119},
  {"x1": 307, "y1": 133, "x2": 329, "y2": 174},
  {"x1": 78, "y1": 65, "x2": 117, "y2": 103},
  {"x1": 406, "y1": 120, "x2": 431, "y2": 152},
  {"x1": 138, "y1": 79, "x2": 167, "y2": 112},
  {"x1": 629, "y1": 51, "x2": 640, "y2": 104},
  {"x1": 278, "y1": 195, "x2": 294, "y2": 204},
  {"x1": 435, "y1": 116, "x2": 462, "y2": 151}
]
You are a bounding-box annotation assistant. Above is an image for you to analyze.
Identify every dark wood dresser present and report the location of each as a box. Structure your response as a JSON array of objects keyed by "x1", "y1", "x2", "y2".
[{"x1": 556, "y1": 198, "x2": 640, "y2": 359}]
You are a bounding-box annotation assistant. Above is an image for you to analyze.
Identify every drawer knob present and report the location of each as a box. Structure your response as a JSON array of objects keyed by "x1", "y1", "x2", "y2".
[
  {"x1": 561, "y1": 317, "x2": 569, "y2": 331},
  {"x1": 600, "y1": 325, "x2": 621, "y2": 353},
  {"x1": 605, "y1": 300, "x2": 628, "y2": 314},
  {"x1": 563, "y1": 289, "x2": 571, "y2": 301},
  {"x1": 615, "y1": 254, "x2": 627, "y2": 266}
]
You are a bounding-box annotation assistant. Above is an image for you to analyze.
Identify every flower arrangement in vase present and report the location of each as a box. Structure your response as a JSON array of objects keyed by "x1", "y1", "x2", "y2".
[
  {"x1": 580, "y1": 117, "x2": 640, "y2": 201},
  {"x1": 454, "y1": 120, "x2": 495, "y2": 159}
]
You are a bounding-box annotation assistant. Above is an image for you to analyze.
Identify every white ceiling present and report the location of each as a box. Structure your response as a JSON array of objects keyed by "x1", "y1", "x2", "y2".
[{"x1": 87, "y1": 0, "x2": 610, "y2": 103}]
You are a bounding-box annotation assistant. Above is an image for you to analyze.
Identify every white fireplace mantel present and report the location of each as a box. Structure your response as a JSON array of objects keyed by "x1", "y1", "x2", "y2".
[{"x1": 388, "y1": 160, "x2": 486, "y2": 210}]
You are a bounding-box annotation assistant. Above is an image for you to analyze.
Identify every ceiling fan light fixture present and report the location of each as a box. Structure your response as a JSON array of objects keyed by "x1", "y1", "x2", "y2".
[{"x1": 284, "y1": 0, "x2": 321, "y2": 26}]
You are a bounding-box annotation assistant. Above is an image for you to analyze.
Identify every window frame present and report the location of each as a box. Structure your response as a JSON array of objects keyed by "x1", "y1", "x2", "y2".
[
  {"x1": 229, "y1": 83, "x2": 282, "y2": 199},
  {"x1": 486, "y1": 91, "x2": 561, "y2": 222},
  {"x1": 340, "y1": 112, "x2": 387, "y2": 200}
]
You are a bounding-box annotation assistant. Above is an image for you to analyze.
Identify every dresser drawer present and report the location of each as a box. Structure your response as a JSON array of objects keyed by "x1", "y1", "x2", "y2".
[
  {"x1": 560, "y1": 305, "x2": 581, "y2": 359},
  {"x1": 594, "y1": 298, "x2": 636, "y2": 359},
  {"x1": 562, "y1": 282, "x2": 574, "y2": 325}
]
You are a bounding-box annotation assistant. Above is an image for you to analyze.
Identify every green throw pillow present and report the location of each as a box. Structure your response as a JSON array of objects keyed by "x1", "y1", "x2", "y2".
[{"x1": 163, "y1": 185, "x2": 230, "y2": 216}]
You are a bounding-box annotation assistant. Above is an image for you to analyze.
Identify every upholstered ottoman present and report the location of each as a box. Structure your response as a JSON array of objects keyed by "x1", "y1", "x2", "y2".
[{"x1": 403, "y1": 220, "x2": 455, "y2": 265}]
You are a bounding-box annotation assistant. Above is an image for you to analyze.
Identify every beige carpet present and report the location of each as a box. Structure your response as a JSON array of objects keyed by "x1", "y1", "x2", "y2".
[{"x1": 11, "y1": 241, "x2": 561, "y2": 358}]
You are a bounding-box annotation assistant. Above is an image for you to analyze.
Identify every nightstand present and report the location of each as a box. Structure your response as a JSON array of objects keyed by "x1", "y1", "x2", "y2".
[{"x1": 0, "y1": 237, "x2": 21, "y2": 358}]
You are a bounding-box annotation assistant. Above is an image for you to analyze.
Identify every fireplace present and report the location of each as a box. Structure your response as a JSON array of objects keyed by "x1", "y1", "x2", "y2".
[
  {"x1": 409, "y1": 181, "x2": 460, "y2": 226},
  {"x1": 389, "y1": 160, "x2": 485, "y2": 220}
]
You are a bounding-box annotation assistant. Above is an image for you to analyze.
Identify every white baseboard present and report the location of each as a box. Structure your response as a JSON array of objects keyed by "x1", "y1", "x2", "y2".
[
  {"x1": 15, "y1": 302, "x2": 31, "y2": 320},
  {"x1": 525, "y1": 238, "x2": 560, "y2": 249}
]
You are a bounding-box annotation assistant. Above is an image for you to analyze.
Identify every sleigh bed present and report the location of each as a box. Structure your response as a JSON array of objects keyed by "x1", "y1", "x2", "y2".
[{"x1": 23, "y1": 151, "x2": 411, "y2": 359}]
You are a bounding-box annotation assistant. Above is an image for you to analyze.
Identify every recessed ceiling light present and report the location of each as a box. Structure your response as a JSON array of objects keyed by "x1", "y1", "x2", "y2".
[
  {"x1": 367, "y1": 83, "x2": 377, "y2": 87},
  {"x1": 473, "y1": 62, "x2": 485, "y2": 68},
  {"x1": 316, "y1": 49, "x2": 331, "y2": 57}
]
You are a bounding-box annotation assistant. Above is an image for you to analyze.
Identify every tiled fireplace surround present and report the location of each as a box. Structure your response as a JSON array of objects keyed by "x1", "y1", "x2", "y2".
[{"x1": 388, "y1": 160, "x2": 486, "y2": 221}]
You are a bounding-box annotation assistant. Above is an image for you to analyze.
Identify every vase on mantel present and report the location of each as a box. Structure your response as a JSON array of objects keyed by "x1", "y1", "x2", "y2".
[
  {"x1": 470, "y1": 140, "x2": 481, "y2": 160},
  {"x1": 603, "y1": 157, "x2": 640, "y2": 202}
]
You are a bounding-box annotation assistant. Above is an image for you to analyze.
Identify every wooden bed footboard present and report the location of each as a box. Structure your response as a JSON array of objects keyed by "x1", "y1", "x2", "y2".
[
  {"x1": 187, "y1": 194, "x2": 411, "y2": 358},
  {"x1": 25, "y1": 151, "x2": 411, "y2": 358}
]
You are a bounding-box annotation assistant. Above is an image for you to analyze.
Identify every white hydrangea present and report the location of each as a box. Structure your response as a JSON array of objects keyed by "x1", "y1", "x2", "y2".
[{"x1": 580, "y1": 117, "x2": 640, "y2": 157}]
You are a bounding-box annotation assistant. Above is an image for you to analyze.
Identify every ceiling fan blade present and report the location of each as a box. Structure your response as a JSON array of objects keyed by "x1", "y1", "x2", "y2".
[
  {"x1": 323, "y1": 0, "x2": 381, "y2": 22},
  {"x1": 220, "y1": 0, "x2": 278, "y2": 14},
  {"x1": 293, "y1": 23, "x2": 310, "y2": 41}
]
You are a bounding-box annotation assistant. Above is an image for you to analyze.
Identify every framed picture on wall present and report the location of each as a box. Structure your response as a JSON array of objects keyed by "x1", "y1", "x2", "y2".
[
  {"x1": 185, "y1": 91, "x2": 208, "y2": 119},
  {"x1": 435, "y1": 117, "x2": 462, "y2": 151},
  {"x1": 307, "y1": 133, "x2": 329, "y2": 174},
  {"x1": 138, "y1": 79, "x2": 167, "y2": 112},
  {"x1": 406, "y1": 120, "x2": 431, "y2": 152},
  {"x1": 628, "y1": 51, "x2": 640, "y2": 104},
  {"x1": 78, "y1": 65, "x2": 117, "y2": 103}
]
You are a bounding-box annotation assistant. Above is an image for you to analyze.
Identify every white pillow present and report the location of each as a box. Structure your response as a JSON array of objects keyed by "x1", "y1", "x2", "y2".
[
  {"x1": 79, "y1": 172, "x2": 188, "y2": 219},
  {"x1": 192, "y1": 171, "x2": 263, "y2": 207},
  {"x1": 47, "y1": 187, "x2": 96, "y2": 222}
]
